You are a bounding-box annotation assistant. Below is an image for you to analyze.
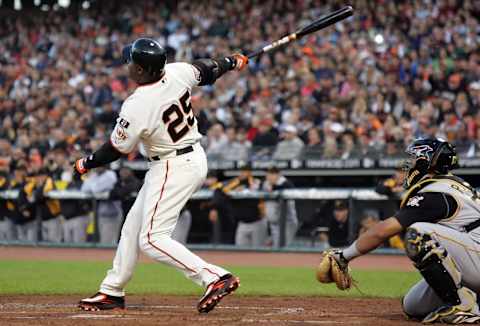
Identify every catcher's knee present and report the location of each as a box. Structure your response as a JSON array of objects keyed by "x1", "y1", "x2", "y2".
[
  {"x1": 405, "y1": 227, "x2": 425, "y2": 262},
  {"x1": 405, "y1": 227, "x2": 441, "y2": 263},
  {"x1": 401, "y1": 296, "x2": 423, "y2": 321}
]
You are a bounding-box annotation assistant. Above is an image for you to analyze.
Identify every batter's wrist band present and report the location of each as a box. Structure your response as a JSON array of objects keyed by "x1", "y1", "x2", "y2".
[
  {"x1": 75, "y1": 158, "x2": 88, "y2": 174},
  {"x1": 342, "y1": 241, "x2": 361, "y2": 261}
]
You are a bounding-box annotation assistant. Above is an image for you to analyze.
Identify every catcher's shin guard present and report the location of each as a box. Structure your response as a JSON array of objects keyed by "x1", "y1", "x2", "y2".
[
  {"x1": 405, "y1": 227, "x2": 462, "y2": 306},
  {"x1": 405, "y1": 226, "x2": 480, "y2": 322}
]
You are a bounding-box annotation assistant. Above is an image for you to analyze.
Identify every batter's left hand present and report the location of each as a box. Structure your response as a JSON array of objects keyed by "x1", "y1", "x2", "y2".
[{"x1": 230, "y1": 53, "x2": 248, "y2": 71}]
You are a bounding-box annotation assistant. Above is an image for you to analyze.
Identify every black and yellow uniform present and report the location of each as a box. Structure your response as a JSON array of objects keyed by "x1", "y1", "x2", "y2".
[
  {"x1": 24, "y1": 176, "x2": 61, "y2": 222},
  {"x1": 60, "y1": 178, "x2": 90, "y2": 221},
  {"x1": 211, "y1": 176, "x2": 264, "y2": 222},
  {"x1": 6, "y1": 179, "x2": 33, "y2": 225},
  {"x1": 0, "y1": 172, "x2": 9, "y2": 222}
]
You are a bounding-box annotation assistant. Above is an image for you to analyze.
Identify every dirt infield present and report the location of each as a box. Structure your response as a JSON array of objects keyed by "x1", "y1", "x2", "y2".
[
  {"x1": 0, "y1": 247, "x2": 415, "y2": 325},
  {"x1": 0, "y1": 295, "x2": 413, "y2": 326},
  {"x1": 0, "y1": 246, "x2": 414, "y2": 270}
]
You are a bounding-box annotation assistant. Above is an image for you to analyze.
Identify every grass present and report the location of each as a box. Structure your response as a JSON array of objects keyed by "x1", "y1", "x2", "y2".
[{"x1": 0, "y1": 260, "x2": 421, "y2": 298}]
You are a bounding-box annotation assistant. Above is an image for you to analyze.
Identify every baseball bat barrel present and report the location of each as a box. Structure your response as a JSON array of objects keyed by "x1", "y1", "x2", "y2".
[
  {"x1": 246, "y1": 6, "x2": 353, "y2": 59},
  {"x1": 296, "y1": 6, "x2": 353, "y2": 38}
]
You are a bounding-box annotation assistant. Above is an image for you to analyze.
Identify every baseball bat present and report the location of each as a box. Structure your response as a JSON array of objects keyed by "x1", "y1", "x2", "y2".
[{"x1": 246, "y1": 6, "x2": 354, "y2": 59}]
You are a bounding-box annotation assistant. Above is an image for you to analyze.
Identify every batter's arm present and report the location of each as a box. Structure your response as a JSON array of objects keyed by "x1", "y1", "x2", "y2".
[
  {"x1": 74, "y1": 142, "x2": 122, "y2": 175},
  {"x1": 192, "y1": 54, "x2": 248, "y2": 86}
]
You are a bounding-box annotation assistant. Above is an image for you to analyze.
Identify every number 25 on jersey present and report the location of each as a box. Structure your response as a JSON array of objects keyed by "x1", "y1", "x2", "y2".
[{"x1": 162, "y1": 91, "x2": 195, "y2": 142}]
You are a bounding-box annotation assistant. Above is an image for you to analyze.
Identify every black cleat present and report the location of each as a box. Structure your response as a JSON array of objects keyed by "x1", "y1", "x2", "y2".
[{"x1": 78, "y1": 292, "x2": 125, "y2": 311}]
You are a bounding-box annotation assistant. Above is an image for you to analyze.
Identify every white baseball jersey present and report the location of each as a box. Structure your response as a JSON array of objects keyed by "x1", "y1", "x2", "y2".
[
  {"x1": 110, "y1": 62, "x2": 203, "y2": 158},
  {"x1": 97, "y1": 61, "x2": 232, "y2": 299},
  {"x1": 418, "y1": 178, "x2": 480, "y2": 242},
  {"x1": 401, "y1": 177, "x2": 480, "y2": 317}
]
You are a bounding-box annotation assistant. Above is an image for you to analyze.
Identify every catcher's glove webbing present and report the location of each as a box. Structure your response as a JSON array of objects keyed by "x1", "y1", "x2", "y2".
[{"x1": 316, "y1": 250, "x2": 353, "y2": 290}]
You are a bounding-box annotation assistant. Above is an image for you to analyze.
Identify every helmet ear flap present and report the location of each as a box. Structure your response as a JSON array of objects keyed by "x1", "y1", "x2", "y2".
[
  {"x1": 430, "y1": 142, "x2": 446, "y2": 173},
  {"x1": 430, "y1": 142, "x2": 459, "y2": 174}
]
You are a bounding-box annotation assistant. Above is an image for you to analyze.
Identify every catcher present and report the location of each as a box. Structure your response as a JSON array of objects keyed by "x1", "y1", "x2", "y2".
[{"x1": 317, "y1": 138, "x2": 480, "y2": 324}]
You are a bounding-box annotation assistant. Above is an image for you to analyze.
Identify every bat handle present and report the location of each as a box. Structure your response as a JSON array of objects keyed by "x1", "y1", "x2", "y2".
[{"x1": 247, "y1": 49, "x2": 263, "y2": 59}]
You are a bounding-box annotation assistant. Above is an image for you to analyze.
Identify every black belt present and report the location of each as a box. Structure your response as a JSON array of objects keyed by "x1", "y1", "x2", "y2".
[{"x1": 149, "y1": 146, "x2": 194, "y2": 162}]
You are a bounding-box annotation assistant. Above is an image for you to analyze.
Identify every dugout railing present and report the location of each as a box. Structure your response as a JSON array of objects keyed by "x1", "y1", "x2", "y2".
[{"x1": 0, "y1": 188, "x2": 396, "y2": 251}]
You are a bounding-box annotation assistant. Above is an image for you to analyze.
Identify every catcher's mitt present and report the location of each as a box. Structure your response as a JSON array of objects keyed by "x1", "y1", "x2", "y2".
[{"x1": 316, "y1": 250, "x2": 353, "y2": 290}]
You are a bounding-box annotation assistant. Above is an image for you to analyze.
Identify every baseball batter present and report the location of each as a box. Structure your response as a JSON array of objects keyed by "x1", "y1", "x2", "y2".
[
  {"x1": 318, "y1": 138, "x2": 480, "y2": 324},
  {"x1": 74, "y1": 38, "x2": 248, "y2": 313}
]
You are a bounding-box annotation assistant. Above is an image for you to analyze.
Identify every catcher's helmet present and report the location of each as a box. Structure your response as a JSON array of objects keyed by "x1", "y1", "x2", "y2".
[
  {"x1": 403, "y1": 137, "x2": 459, "y2": 189},
  {"x1": 122, "y1": 38, "x2": 166, "y2": 77}
]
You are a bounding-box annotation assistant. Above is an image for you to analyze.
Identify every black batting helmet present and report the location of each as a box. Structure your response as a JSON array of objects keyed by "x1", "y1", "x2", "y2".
[{"x1": 122, "y1": 38, "x2": 167, "y2": 77}]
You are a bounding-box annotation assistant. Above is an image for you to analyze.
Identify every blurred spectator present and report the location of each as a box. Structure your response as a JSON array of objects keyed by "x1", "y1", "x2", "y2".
[
  {"x1": 252, "y1": 119, "x2": 278, "y2": 159},
  {"x1": 45, "y1": 146, "x2": 71, "y2": 183},
  {"x1": 302, "y1": 127, "x2": 322, "y2": 159},
  {"x1": 272, "y1": 125, "x2": 304, "y2": 160},
  {"x1": 262, "y1": 167, "x2": 298, "y2": 248},
  {"x1": 319, "y1": 200, "x2": 350, "y2": 248},
  {"x1": 205, "y1": 123, "x2": 228, "y2": 159},
  {"x1": 384, "y1": 141, "x2": 404, "y2": 158},
  {"x1": 339, "y1": 131, "x2": 358, "y2": 159},
  {"x1": 219, "y1": 127, "x2": 251, "y2": 161},
  {"x1": 322, "y1": 126, "x2": 339, "y2": 158},
  {"x1": 0, "y1": 0, "x2": 479, "y2": 177},
  {"x1": 171, "y1": 207, "x2": 192, "y2": 245},
  {"x1": 81, "y1": 166, "x2": 122, "y2": 245}
]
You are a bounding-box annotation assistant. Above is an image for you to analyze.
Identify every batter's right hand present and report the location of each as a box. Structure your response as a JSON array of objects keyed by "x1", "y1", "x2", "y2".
[
  {"x1": 74, "y1": 158, "x2": 88, "y2": 178},
  {"x1": 230, "y1": 53, "x2": 248, "y2": 71}
]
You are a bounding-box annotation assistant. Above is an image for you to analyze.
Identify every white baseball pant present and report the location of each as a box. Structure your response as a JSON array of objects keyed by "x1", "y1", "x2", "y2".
[
  {"x1": 402, "y1": 222, "x2": 480, "y2": 317},
  {"x1": 41, "y1": 218, "x2": 62, "y2": 242},
  {"x1": 62, "y1": 216, "x2": 89, "y2": 243},
  {"x1": 99, "y1": 144, "x2": 229, "y2": 297},
  {"x1": 235, "y1": 219, "x2": 268, "y2": 247},
  {"x1": 172, "y1": 209, "x2": 192, "y2": 245}
]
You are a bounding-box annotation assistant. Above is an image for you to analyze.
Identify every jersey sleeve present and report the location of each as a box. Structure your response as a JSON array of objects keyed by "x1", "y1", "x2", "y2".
[
  {"x1": 110, "y1": 96, "x2": 147, "y2": 154},
  {"x1": 169, "y1": 62, "x2": 201, "y2": 88},
  {"x1": 393, "y1": 192, "x2": 458, "y2": 228}
]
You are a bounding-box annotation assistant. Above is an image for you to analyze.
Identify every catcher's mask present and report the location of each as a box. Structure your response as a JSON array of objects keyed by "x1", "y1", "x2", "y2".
[{"x1": 402, "y1": 138, "x2": 459, "y2": 189}]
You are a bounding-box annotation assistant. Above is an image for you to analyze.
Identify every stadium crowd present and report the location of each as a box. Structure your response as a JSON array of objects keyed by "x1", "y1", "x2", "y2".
[{"x1": 0, "y1": 0, "x2": 479, "y2": 242}]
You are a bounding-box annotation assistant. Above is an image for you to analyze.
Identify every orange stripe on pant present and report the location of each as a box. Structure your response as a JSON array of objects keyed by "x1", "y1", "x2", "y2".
[{"x1": 146, "y1": 160, "x2": 197, "y2": 273}]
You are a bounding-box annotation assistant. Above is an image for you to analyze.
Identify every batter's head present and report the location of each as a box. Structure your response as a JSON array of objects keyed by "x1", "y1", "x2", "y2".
[
  {"x1": 122, "y1": 38, "x2": 167, "y2": 84},
  {"x1": 403, "y1": 137, "x2": 459, "y2": 189}
]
